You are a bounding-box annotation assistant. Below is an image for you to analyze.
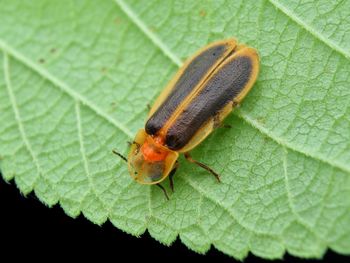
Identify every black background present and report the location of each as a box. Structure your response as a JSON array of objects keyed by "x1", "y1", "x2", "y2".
[{"x1": 0, "y1": 176, "x2": 348, "y2": 262}]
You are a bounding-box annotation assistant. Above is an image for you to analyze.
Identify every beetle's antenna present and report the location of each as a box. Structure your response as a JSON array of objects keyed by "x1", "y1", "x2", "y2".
[{"x1": 112, "y1": 149, "x2": 127, "y2": 163}]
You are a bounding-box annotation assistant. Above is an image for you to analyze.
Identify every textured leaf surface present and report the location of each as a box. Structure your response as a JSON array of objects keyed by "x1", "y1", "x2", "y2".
[{"x1": 0, "y1": 0, "x2": 350, "y2": 259}]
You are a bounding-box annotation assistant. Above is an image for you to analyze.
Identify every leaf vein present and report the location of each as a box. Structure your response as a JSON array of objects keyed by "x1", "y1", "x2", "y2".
[
  {"x1": 267, "y1": 0, "x2": 350, "y2": 60},
  {"x1": 114, "y1": 0, "x2": 182, "y2": 67},
  {"x1": 3, "y1": 52, "x2": 46, "y2": 189},
  {"x1": 75, "y1": 101, "x2": 109, "y2": 214},
  {"x1": 182, "y1": 175, "x2": 275, "y2": 236},
  {"x1": 0, "y1": 39, "x2": 134, "y2": 139},
  {"x1": 282, "y1": 147, "x2": 326, "y2": 245},
  {"x1": 236, "y1": 109, "x2": 350, "y2": 174}
]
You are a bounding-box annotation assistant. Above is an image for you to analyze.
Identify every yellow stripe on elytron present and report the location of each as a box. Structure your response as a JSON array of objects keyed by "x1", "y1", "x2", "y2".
[
  {"x1": 148, "y1": 39, "x2": 237, "y2": 118},
  {"x1": 158, "y1": 39, "x2": 237, "y2": 137},
  {"x1": 165, "y1": 46, "x2": 259, "y2": 151},
  {"x1": 232, "y1": 46, "x2": 260, "y2": 104}
]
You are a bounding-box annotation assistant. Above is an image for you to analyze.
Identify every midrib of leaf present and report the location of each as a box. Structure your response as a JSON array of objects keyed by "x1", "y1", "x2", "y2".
[
  {"x1": 113, "y1": 0, "x2": 350, "y2": 175},
  {"x1": 268, "y1": 0, "x2": 350, "y2": 60}
]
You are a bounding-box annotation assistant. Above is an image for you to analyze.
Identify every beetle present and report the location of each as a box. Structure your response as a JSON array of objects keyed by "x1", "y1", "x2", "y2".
[{"x1": 114, "y1": 39, "x2": 259, "y2": 199}]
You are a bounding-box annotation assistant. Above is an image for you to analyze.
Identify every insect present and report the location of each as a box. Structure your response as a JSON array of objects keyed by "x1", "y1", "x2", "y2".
[{"x1": 114, "y1": 39, "x2": 259, "y2": 199}]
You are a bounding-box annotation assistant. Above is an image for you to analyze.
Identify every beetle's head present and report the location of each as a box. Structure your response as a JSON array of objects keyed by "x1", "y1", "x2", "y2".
[{"x1": 128, "y1": 129, "x2": 178, "y2": 184}]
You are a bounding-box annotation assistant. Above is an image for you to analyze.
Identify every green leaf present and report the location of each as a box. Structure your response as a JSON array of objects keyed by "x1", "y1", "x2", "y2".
[{"x1": 0, "y1": 0, "x2": 349, "y2": 259}]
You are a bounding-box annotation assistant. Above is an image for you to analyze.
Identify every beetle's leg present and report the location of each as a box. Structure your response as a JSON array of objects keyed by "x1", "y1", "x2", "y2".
[
  {"x1": 127, "y1": 141, "x2": 140, "y2": 147},
  {"x1": 156, "y1": 184, "x2": 169, "y2": 200},
  {"x1": 213, "y1": 113, "x2": 231, "y2": 129},
  {"x1": 213, "y1": 114, "x2": 221, "y2": 128},
  {"x1": 221, "y1": 123, "x2": 232, "y2": 129},
  {"x1": 112, "y1": 150, "x2": 127, "y2": 163},
  {"x1": 184, "y1": 152, "x2": 221, "y2": 182},
  {"x1": 232, "y1": 100, "x2": 240, "y2": 109},
  {"x1": 169, "y1": 161, "x2": 179, "y2": 192},
  {"x1": 146, "y1": 103, "x2": 151, "y2": 111}
]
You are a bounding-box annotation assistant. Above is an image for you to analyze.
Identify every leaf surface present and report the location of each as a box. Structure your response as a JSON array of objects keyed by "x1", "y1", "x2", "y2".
[{"x1": 0, "y1": 0, "x2": 349, "y2": 259}]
